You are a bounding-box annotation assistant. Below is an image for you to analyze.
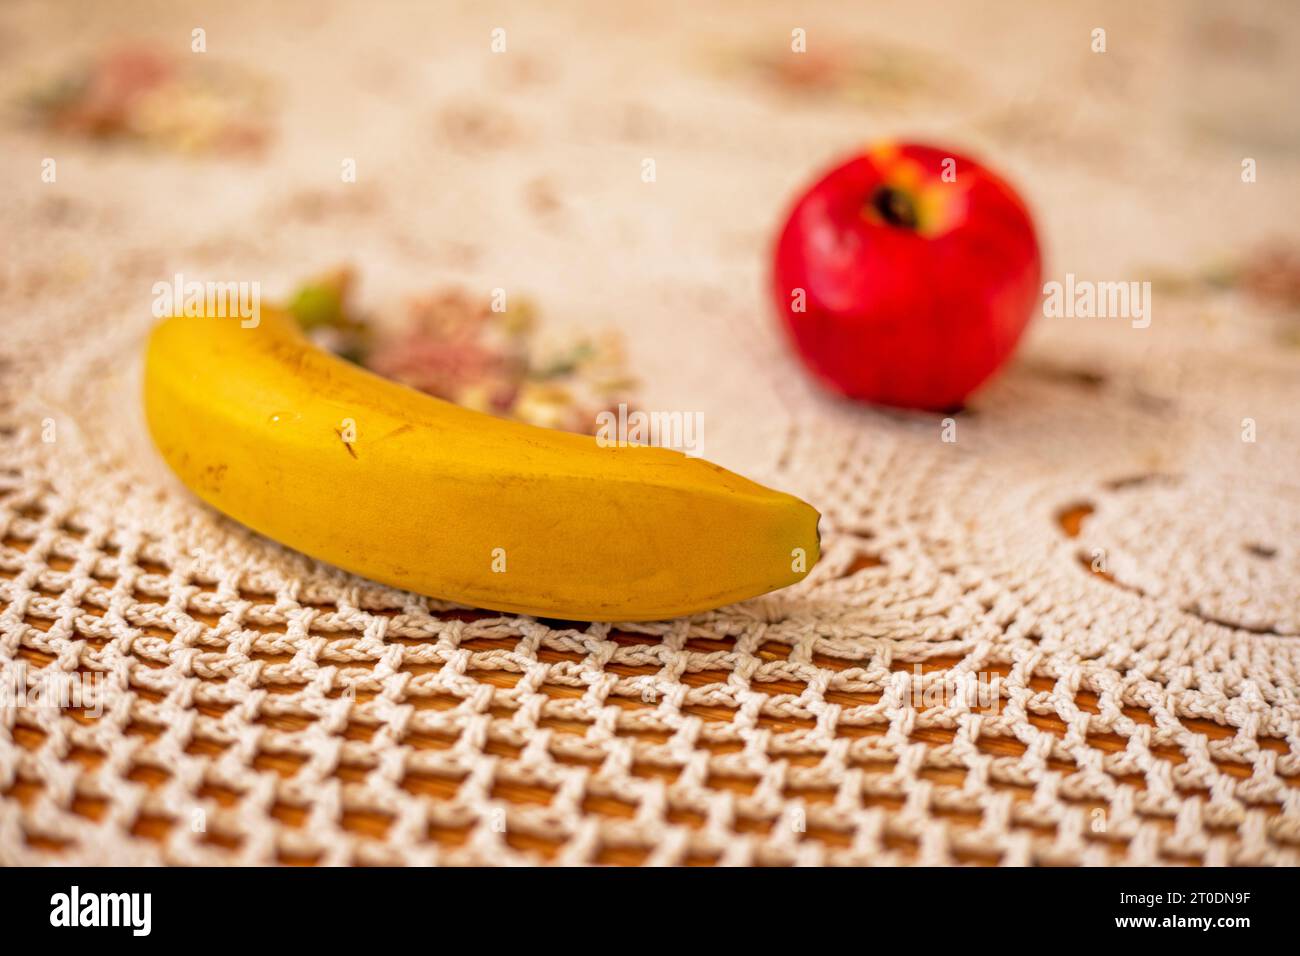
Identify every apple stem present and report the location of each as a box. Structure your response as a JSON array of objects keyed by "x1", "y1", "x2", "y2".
[{"x1": 869, "y1": 186, "x2": 919, "y2": 230}]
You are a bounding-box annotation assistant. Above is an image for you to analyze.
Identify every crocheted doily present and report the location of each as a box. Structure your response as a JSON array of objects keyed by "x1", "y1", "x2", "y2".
[{"x1": 2, "y1": 1, "x2": 1298, "y2": 865}]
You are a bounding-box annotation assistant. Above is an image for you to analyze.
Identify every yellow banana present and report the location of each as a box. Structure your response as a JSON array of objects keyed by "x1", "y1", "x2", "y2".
[{"x1": 143, "y1": 309, "x2": 820, "y2": 621}]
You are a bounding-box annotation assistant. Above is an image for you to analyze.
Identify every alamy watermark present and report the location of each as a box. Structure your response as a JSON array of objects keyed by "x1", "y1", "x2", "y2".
[
  {"x1": 1043, "y1": 273, "x2": 1151, "y2": 329},
  {"x1": 2, "y1": 661, "x2": 106, "y2": 717},
  {"x1": 595, "y1": 403, "x2": 704, "y2": 456},
  {"x1": 151, "y1": 273, "x2": 261, "y2": 328},
  {"x1": 909, "y1": 664, "x2": 1001, "y2": 713},
  {"x1": 49, "y1": 886, "x2": 151, "y2": 936}
]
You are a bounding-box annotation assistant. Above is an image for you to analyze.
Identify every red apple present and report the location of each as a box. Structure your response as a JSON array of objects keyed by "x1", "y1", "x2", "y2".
[{"x1": 772, "y1": 142, "x2": 1041, "y2": 410}]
